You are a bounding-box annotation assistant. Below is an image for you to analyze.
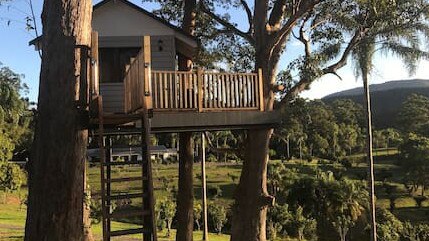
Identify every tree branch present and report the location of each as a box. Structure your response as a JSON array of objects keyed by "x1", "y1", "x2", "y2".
[
  {"x1": 270, "y1": 0, "x2": 319, "y2": 51},
  {"x1": 268, "y1": 0, "x2": 286, "y2": 30},
  {"x1": 279, "y1": 30, "x2": 363, "y2": 105},
  {"x1": 199, "y1": 1, "x2": 255, "y2": 45},
  {"x1": 203, "y1": 131, "x2": 244, "y2": 158},
  {"x1": 239, "y1": 0, "x2": 253, "y2": 34}
]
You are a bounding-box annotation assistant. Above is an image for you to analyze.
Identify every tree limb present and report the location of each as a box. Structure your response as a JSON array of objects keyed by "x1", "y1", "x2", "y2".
[
  {"x1": 279, "y1": 30, "x2": 363, "y2": 105},
  {"x1": 199, "y1": 1, "x2": 255, "y2": 45},
  {"x1": 268, "y1": 0, "x2": 287, "y2": 30},
  {"x1": 270, "y1": 0, "x2": 319, "y2": 51},
  {"x1": 239, "y1": 0, "x2": 253, "y2": 34},
  {"x1": 203, "y1": 131, "x2": 244, "y2": 158}
]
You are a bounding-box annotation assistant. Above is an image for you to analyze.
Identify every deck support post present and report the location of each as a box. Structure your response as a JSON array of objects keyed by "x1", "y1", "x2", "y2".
[
  {"x1": 176, "y1": 132, "x2": 194, "y2": 241},
  {"x1": 201, "y1": 133, "x2": 209, "y2": 241}
]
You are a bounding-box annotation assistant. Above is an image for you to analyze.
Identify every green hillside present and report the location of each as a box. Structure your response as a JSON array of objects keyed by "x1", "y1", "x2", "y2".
[{"x1": 323, "y1": 79, "x2": 429, "y2": 128}]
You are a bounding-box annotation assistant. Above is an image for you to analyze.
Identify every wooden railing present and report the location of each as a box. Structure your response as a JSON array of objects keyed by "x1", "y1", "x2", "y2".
[
  {"x1": 124, "y1": 36, "x2": 152, "y2": 113},
  {"x1": 123, "y1": 37, "x2": 264, "y2": 114},
  {"x1": 151, "y1": 70, "x2": 263, "y2": 112}
]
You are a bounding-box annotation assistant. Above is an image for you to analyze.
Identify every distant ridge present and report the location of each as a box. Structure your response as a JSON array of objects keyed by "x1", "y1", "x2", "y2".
[
  {"x1": 324, "y1": 79, "x2": 429, "y2": 98},
  {"x1": 322, "y1": 79, "x2": 429, "y2": 128}
]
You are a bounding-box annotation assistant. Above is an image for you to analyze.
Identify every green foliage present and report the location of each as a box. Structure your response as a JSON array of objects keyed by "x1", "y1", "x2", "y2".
[
  {"x1": 159, "y1": 198, "x2": 176, "y2": 237},
  {"x1": 401, "y1": 222, "x2": 429, "y2": 241},
  {"x1": 376, "y1": 208, "x2": 403, "y2": 241},
  {"x1": 194, "y1": 202, "x2": 202, "y2": 230},
  {"x1": 398, "y1": 94, "x2": 429, "y2": 137},
  {"x1": 0, "y1": 161, "x2": 25, "y2": 193},
  {"x1": 275, "y1": 98, "x2": 366, "y2": 160},
  {"x1": 0, "y1": 65, "x2": 32, "y2": 162},
  {"x1": 285, "y1": 170, "x2": 368, "y2": 240},
  {"x1": 208, "y1": 202, "x2": 227, "y2": 234},
  {"x1": 399, "y1": 133, "x2": 429, "y2": 196}
]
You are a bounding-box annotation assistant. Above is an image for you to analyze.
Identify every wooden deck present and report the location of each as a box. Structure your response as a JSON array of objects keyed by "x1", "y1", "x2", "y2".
[{"x1": 89, "y1": 35, "x2": 278, "y2": 131}]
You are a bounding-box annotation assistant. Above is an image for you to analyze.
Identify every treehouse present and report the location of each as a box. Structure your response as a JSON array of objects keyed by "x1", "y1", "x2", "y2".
[
  {"x1": 30, "y1": 0, "x2": 279, "y2": 240},
  {"x1": 90, "y1": 0, "x2": 277, "y2": 132}
]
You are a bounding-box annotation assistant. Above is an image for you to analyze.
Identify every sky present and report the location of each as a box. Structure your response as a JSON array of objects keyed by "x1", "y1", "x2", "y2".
[{"x1": 0, "y1": 0, "x2": 428, "y2": 103}]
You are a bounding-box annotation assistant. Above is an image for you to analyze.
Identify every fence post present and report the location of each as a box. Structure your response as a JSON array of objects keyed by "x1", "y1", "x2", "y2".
[
  {"x1": 197, "y1": 68, "x2": 203, "y2": 112},
  {"x1": 258, "y1": 68, "x2": 265, "y2": 112}
]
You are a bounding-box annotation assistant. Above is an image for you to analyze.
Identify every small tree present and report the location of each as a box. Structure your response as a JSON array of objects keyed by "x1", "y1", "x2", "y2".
[
  {"x1": 399, "y1": 134, "x2": 429, "y2": 196},
  {"x1": 208, "y1": 203, "x2": 227, "y2": 234},
  {"x1": 159, "y1": 199, "x2": 176, "y2": 237},
  {"x1": 0, "y1": 161, "x2": 25, "y2": 202},
  {"x1": 194, "y1": 202, "x2": 202, "y2": 231},
  {"x1": 288, "y1": 206, "x2": 317, "y2": 241}
]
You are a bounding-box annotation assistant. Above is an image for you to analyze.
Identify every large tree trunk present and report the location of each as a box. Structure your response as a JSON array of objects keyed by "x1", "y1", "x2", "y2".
[
  {"x1": 24, "y1": 1, "x2": 92, "y2": 241},
  {"x1": 231, "y1": 128, "x2": 274, "y2": 241},
  {"x1": 231, "y1": 52, "x2": 276, "y2": 241},
  {"x1": 176, "y1": 132, "x2": 194, "y2": 241},
  {"x1": 176, "y1": 1, "x2": 196, "y2": 240}
]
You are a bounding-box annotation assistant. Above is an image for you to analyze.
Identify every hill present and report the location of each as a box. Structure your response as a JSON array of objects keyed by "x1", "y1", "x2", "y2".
[{"x1": 322, "y1": 79, "x2": 429, "y2": 128}]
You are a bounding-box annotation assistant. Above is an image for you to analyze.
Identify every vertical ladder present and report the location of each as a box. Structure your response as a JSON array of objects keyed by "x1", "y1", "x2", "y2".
[{"x1": 95, "y1": 96, "x2": 157, "y2": 241}]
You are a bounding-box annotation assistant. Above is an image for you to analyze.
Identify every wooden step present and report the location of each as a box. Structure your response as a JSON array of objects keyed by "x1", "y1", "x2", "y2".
[
  {"x1": 107, "y1": 193, "x2": 147, "y2": 201},
  {"x1": 109, "y1": 209, "x2": 151, "y2": 219},
  {"x1": 107, "y1": 176, "x2": 147, "y2": 183},
  {"x1": 110, "y1": 228, "x2": 150, "y2": 237}
]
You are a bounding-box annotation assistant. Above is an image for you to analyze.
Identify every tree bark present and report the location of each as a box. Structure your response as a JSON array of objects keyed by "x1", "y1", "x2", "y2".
[
  {"x1": 176, "y1": 1, "x2": 196, "y2": 240},
  {"x1": 230, "y1": 51, "x2": 277, "y2": 241},
  {"x1": 231, "y1": 128, "x2": 274, "y2": 241},
  {"x1": 25, "y1": 1, "x2": 92, "y2": 241},
  {"x1": 176, "y1": 132, "x2": 194, "y2": 241}
]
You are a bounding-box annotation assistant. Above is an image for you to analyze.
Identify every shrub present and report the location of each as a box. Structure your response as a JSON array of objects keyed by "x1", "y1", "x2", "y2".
[
  {"x1": 208, "y1": 203, "x2": 227, "y2": 234},
  {"x1": 376, "y1": 208, "x2": 403, "y2": 241}
]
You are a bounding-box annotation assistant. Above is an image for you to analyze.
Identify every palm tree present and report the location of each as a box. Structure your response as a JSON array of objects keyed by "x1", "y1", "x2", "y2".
[{"x1": 347, "y1": 1, "x2": 429, "y2": 240}]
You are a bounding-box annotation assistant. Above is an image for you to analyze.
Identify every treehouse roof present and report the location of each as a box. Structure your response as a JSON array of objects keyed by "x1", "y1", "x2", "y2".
[{"x1": 29, "y1": 0, "x2": 198, "y2": 55}]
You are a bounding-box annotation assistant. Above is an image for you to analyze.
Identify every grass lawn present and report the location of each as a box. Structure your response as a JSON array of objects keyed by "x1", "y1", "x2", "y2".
[{"x1": 1, "y1": 154, "x2": 428, "y2": 240}]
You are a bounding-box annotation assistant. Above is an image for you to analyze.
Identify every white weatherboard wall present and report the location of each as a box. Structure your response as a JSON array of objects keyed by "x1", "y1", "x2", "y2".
[
  {"x1": 94, "y1": 0, "x2": 177, "y2": 113},
  {"x1": 93, "y1": 0, "x2": 176, "y2": 37}
]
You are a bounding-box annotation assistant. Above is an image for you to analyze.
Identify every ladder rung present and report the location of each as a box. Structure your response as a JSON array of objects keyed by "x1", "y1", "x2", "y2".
[
  {"x1": 110, "y1": 228, "x2": 150, "y2": 237},
  {"x1": 109, "y1": 209, "x2": 151, "y2": 218},
  {"x1": 107, "y1": 193, "x2": 147, "y2": 201},
  {"x1": 107, "y1": 176, "x2": 147, "y2": 183},
  {"x1": 102, "y1": 161, "x2": 146, "y2": 166}
]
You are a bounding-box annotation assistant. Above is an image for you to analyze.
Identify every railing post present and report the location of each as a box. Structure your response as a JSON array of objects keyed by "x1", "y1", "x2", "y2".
[
  {"x1": 197, "y1": 68, "x2": 203, "y2": 112},
  {"x1": 142, "y1": 36, "x2": 153, "y2": 111},
  {"x1": 258, "y1": 68, "x2": 265, "y2": 112},
  {"x1": 90, "y1": 31, "x2": 99, "y2": 97}
]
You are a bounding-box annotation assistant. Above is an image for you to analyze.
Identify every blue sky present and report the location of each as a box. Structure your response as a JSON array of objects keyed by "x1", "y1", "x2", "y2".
[{"x1": 0, "y1": 0, "x2": 428, "y2": 103}]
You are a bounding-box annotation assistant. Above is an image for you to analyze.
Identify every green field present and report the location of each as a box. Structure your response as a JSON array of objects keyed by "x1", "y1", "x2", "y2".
[{"x1": 1, "y1": 153, "x2": 428, "y2": 240}]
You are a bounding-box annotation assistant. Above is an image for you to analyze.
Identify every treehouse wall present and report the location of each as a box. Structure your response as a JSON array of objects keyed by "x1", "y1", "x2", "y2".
[{"x1": 98, "y1": 35, "x2": 176, "y2": 113}]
